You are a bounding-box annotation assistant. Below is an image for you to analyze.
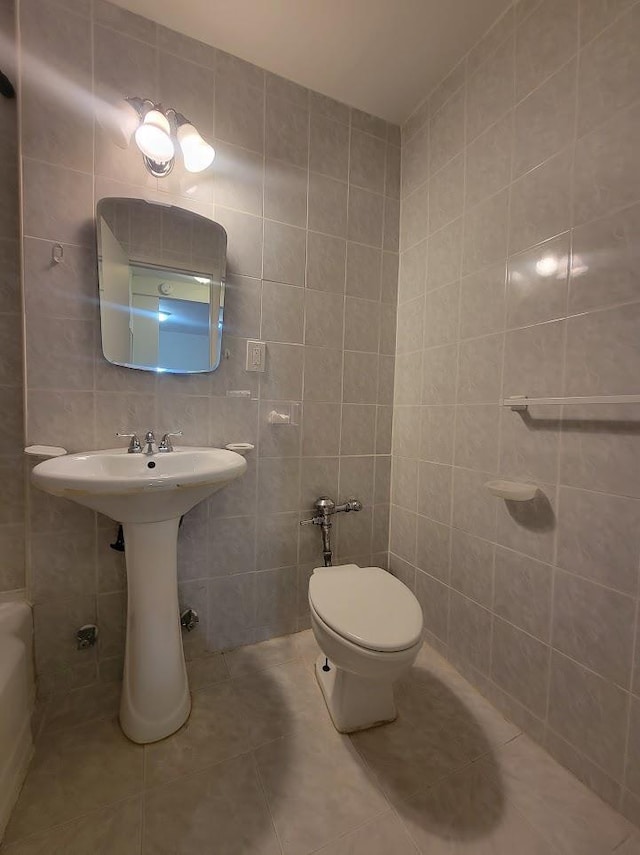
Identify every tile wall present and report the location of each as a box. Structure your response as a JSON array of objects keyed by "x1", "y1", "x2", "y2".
[
  {"x1": 0, "y1": 0, "x2": 24, "y2": 595},
  {"x1": 18, "y1": 0, "x2": 399, "y2": 694},
  {"x1": 391, "y1": 0, "x2": 640, "y2": 824}
]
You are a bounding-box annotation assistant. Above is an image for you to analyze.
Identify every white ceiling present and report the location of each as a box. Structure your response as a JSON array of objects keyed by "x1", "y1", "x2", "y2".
[{"x1": 111, "y1": 0, "x2": 510, "y2": 124}]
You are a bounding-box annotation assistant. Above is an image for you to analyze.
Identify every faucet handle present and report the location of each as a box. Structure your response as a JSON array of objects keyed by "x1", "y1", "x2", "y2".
[
  {"x1": 116, "y1": 432, "x2": 142, "y2": 454},
  {"x1": 158, "y1": 430, "x2": 183, "y2": 453}
]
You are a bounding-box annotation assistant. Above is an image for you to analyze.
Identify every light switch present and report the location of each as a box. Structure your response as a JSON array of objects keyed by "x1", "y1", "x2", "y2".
[{"x1": 246, "y1": 340, "x2": 266, "y2": 372}]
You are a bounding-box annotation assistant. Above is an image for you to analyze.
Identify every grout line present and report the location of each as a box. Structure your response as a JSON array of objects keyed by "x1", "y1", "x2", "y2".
[
  {"x1": 251, "y1": 751, "x2": 285, "y2": 855},
  {"x1": 621, "y1": 596, "x2": 640, "y2": 799}
]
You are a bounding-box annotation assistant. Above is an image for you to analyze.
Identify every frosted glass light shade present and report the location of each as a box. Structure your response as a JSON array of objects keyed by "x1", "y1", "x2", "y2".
[
  {"x1": 177, "y1": 123, "x2": 215, "y2": 173},
  {"x1": 135, "y1": 109, "x2": 174, "y2": 163}
]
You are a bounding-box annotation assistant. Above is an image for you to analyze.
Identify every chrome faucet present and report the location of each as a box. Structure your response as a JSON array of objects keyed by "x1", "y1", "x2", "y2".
[
  {"x1": 117, "y1": 429, "x2": 181, "y2": 454},
  {"x1": 300, "y1": 496, "x2": 363, "y2": 566},
  {"x1": 143, "y1": 430, "x2": 156, "y2": 455},
  {"x1": 158, "y1": 431, "x2": 183, "y2": 453}
]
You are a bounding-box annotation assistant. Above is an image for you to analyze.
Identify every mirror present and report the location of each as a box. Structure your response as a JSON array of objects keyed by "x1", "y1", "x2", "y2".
[{"x1": 96, "y1": 198, "x2": 226, "y2": 373}]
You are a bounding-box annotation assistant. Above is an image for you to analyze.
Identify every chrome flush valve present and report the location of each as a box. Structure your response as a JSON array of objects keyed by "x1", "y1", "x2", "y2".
[{"x1": 299, "y1": 496, "x2": 363, "y2": 567}]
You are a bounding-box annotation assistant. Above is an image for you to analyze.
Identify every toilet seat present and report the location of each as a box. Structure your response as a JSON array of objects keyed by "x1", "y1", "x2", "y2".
[{"x1": 308, "y1": 564, "x2": 423, "y2": 653}]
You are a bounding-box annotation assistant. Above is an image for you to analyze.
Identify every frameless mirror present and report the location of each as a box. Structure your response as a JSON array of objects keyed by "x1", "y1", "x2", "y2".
[{"x1": 96, "y1": 198, "x2": 226, "y2": 373}]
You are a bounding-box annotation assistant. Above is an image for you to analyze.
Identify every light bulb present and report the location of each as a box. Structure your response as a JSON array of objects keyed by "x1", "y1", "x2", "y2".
[
  {"x1": 134, "y1": 109, "x2": 174, "y2": 163},
  {"x1": 177, "y1": 122, "x2": 215, "y2": 173}
]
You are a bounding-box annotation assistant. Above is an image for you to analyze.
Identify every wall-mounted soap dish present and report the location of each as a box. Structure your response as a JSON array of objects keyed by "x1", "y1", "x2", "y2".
[
  {"x1": 224, "y1": 443, "x2": 254, "y2": 456},
  {"x1": 24, "y1": 445, "x2": 67, "y2": 459},
  {"x1": 267, "y1": 402, "x2": 300, "y2": 425},
  {"x1": 485, "y1": 480, "x2": 538, "y2": 501}
]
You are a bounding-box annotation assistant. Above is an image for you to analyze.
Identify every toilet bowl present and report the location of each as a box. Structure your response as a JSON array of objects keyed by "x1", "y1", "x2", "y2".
[{"x1": 309, "y1": 564, "x2": 423, "y2": 733}]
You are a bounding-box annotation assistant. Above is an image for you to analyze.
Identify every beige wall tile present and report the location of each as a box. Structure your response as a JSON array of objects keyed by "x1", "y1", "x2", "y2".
[
  {"x1": 514, "y1": 59, "x2": 576, "y2": 179},
  {"x1": 415, "y1": 567, "x2": 450, "y2": 641},
  {"x1": 401, "y1": 121, "x2": 428, "y2": 198},
  {"x1": 429, "y1": 85, "x2": 465, "y2": 177},
  {"x1": 569, "y1": 202, "x2": 640, "y2": 314},
  {"x1": 264, "y1": 159, "x2": 307, "y2": 227},
  {"x1": 450, "y1": 529, "x2": 494, "y2": 607},
  {"x1": 454, "y1": 403, "x2": 500, "y2": 473},
  {"x1": 349, "y1": 130, "x2": 386, "y2": 195},
  {"x1": 215, "y1": 77, "x2": 264, "y2": 154},
  {"x1": 265, "y1": 94, "x2": 308, "y2": 168},
  {"x1": 556, "y1": 486, "x2": 640, "y2": 593},
  {"x1": 509, "y1": 148, "x2": 572, "y2": 255},
  {"x1": 462, "y1": 189, "x2": 509, "y2": 275},
  {"x1": 261, "y1": 276, "x2": 305, "y2": 344},
  {"x1": 310, "y1": 114, "x2": 349, "y2": 181},
  {"x1": 452, "y1": 466, "x2": 497, "y2": 539},
  {"x1": 449, "y1": 590, "x2": 492, "y2": 672},
  {"x1": 577, "y1": 4, "x2": 640, "y2": 137},
  {"x1": 515, "y1": 0, "x2": 578, "y2": 101},
  {"x1": 491, "y1": 616, "x2": 550, "y2": 715},
  {"x1": 465, "y1": 112, "x2": 513, "y2": 208},
  {"x1": 428, "y1": 154, "x2": 464, "y2": 234},
  {"x1": 309, "y1": 172, "x2": 348, "y2": 237},
  {"x1": 548, "y1": 650, "x2": 629, "y2": 778},
  {"x1": 466, "y1": 36, "x2": 515, "y2": 143},
  {"x1": 348, "y1": 186, "x2": 384, "y2": 247},
  {"x1": 564, "y1": 302, "x2": 640, "y2": 397},
  {"x1": 573, "y1": 100, "x2": 640, "y2": 226},
  {"x1": 579, "y1": 0, "x2": 637, "y2": 44},
  {"x1": 506, "y1": 232, "x2": 570, "y2": 328},
  {"x1": 493, "y1": 546, "x2": 552, "y2": 640},
  {"x1": 345, "y1": 242, "x2": 381, "y2": 300},
  {"x1": 552, "y1": 569, "x2": 635, "y2": 686},
  {"x1": 307, "y1": 231, "x2": 346, "y2": 293}
]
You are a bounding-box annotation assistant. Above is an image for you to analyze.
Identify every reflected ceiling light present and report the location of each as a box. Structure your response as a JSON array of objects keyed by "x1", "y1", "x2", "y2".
[
  {"x1": 535, "y1": 255, "x2": 559, "y2": 277},
  {"x1": 124, "y1": 97, "x2": 215, "y2": 178},
  {"x1": 571, "y1": 254, "x2": 589, "y2": 277},
  {"x1": 194, "y1": 276, "x2": 211, "y2": 285},
  {"x1": 158, "y1": 311, "x2": 171, "y2": 323}
]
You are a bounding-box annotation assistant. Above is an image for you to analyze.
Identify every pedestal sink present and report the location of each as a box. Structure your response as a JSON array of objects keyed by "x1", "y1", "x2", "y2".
[{"x1": 31, "y1": 447, "x2": 246, "y2": 743}]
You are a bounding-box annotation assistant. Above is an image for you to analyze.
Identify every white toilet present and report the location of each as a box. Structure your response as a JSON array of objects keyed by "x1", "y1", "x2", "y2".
[{"x1": 308, "y1": 564, "x2": 424, "y2": 733}]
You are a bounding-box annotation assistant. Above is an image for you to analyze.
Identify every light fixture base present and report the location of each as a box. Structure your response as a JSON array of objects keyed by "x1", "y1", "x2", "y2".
[{"x1": 142, "y1": 154, "x2": 174, "y2": 178}]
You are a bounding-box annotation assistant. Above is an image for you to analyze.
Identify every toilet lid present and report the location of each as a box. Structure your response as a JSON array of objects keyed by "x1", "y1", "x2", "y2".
[{"x1": 309, "y1": 564, "x2": 423, "y2": 652}]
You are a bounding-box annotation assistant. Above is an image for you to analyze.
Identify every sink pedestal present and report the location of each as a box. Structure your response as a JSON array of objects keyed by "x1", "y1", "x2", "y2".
[{"x1": 120, "y1": 518, "x2": 191, "y2": 743}]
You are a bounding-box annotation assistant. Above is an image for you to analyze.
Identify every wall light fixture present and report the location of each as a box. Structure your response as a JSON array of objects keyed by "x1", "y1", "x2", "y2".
[{"x1": 126, "y1": 97, "x2": 215, "y2": 177}]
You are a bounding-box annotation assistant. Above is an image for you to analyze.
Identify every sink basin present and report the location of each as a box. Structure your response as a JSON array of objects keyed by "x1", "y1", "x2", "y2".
[
  {"x1": 31, "y1": 446, "x2": 246, "y2": 523},
  {"x1": 31, "y1": 446, "x2": 247, "y2": 744}
]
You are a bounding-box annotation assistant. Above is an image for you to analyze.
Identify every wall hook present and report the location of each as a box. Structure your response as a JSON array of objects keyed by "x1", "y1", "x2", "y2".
[{"x1": 51, "y1": 243, "x2": 64, "y2": 264}]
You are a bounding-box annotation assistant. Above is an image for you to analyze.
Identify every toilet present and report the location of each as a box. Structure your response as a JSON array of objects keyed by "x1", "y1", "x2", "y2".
[{"x1": 308, "y1": 564, "x2": 424, "y2": 733}]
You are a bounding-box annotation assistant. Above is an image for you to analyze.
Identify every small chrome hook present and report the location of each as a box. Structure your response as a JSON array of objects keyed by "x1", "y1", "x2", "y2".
[{"x1": 51, "y1": 243, "x2": 64, "y2": 264}]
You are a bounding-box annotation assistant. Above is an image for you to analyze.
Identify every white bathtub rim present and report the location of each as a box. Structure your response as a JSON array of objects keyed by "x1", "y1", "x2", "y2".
[
  {"x1": 0, "y1": 697, "x2": 33, "y2": 840},
  {"x1": 0, "y1": 599, "x2": 35, "y2": 843}
]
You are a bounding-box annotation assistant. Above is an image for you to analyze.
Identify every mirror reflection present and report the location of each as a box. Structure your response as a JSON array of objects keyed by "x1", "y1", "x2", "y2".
[{"x1": 96, "y1": 198, "x2": 226, "y2": 373}]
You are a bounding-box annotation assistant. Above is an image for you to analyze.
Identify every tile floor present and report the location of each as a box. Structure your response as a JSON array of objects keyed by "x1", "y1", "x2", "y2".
[{"x1": 2, "y1": 630, "x2": 639, "y2": 854}]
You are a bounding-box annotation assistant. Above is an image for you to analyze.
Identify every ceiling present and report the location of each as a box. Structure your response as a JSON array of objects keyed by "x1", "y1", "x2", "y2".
[{"x1": 111, "y1": 0, "x2": 510, "y2": 124}]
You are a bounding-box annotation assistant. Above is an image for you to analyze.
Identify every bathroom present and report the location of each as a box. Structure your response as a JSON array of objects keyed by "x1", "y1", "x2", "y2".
[{"x1": 0, "y1": 0, "x2": 639, "y2": 850}]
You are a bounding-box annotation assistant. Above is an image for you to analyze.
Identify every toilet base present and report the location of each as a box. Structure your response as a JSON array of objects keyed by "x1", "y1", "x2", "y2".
[{"x1": 314, "y1": 656, "x2": 397, "y2": 733}]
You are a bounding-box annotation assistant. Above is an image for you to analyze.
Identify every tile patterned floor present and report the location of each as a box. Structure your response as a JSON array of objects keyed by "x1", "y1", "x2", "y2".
[{"x1": 2, "y1": 631, "x2": 639, "y2": 855}]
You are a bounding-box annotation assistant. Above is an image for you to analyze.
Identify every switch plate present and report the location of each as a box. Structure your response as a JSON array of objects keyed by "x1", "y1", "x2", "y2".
[{"x1": 246, "y1": 340, "x2": 266, "y2": 372}]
